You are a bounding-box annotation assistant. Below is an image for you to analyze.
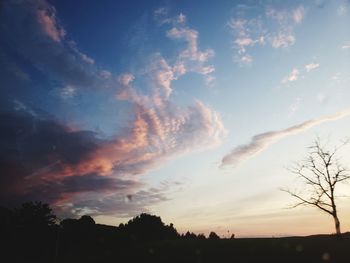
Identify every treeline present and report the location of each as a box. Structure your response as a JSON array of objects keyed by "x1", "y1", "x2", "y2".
[{"x1": 0, "y1": 201, "x2": 229, "y2": 263}]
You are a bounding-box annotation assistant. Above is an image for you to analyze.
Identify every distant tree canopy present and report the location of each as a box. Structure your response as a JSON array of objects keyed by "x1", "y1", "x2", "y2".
[
  {"x1": 61, "y1": 215, "x2": 96, "y2": 232},
  {"x1": 183, "y1": 231, "x2": 198, "y2": 239},
  {"x1": 120, "y1": 213, "x2": 179, "y2": 241},
  {"x1": 12, "y1": 201, "x2": 57, "y2": 228},
  {"x1": 0, "y1": 201, "x2": 223, "y2": 243},
  {"x1": 209, "y1": 231, "x2": 220, "y2": 240}
]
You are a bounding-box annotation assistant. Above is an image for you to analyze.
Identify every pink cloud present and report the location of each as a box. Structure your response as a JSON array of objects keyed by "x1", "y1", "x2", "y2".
[
  {"x1": 282, "y1": 68, "x2": 299, "y2": 83},
  {"x1": 240, "y1": 55, "x2": 253, "y2": 64},
  {"x1": 271, "y1": 32, "x2": 295, "y2": 48},
  {"x1": 229, "y1": 5, "x2": 305, "y2": 64},
  {"x1": 177, "y1": 13, "x2": 186, "y2": 23},
  {"x1": 37, "y1": 9, "x2": 65, "y2": 42},
  {"x1": 167, "y1": 27, "x2": 215, "y2": 77},
  {"x1": 292, "y1": 6, "x2": 305, "y2": 24},
  {"x1": 118, "y1": 73, "x2": 135, "y2": 86},
  {"x1": 3, "y1": 3, "x2": 225, "y2": 215}
]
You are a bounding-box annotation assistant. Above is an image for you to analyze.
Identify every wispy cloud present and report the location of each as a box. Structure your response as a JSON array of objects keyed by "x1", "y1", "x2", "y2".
[
  {"x1": 59, "y1": 84, "x2": 76, "y2": 99},
  {"x1": 167, "y1": 27, "x2": 215, "y2": 81},
  {"x1": 153, "y1": 10, "x2": 215, "y2": 84},
  {"x1": 337, "y1": 3, "x2": 349, "y2": 16},
  {"x1": 220, "y1": 108, "x2": 350, "y2": 167},
  {"x1": 292, "y1": 5, "x2": 305, "y2": 24},
  {"x1": 282, "y1": 68, "x2": 299, "y2": 83},
  {"x1": 282, "y1": 62, "x2": 320, "y2": 84},
  {"x1": 288, "y1": 97, "x2": 301, "y2": 116},
  {"x1": 342, "y1": 42, "x2": 350, "y2": 49},
  {"x1": 1, "y1": 0, "x2": 100, "y2": 95},
  {"x1": 154, "y1": 8, "x2": 186, "y2": 25},
  {"x1": 228, "y1": 18, "x2": 265, "y2": 64},
  {"x1": 270, "y1": 32, "x2": 295, "y2": 48},
  {"x1": 0, "y1": 1, "x2": 227, "y2": 217},
  {"x1": 229, "y1": 4, "x2": 305, "y2": 64},
  {"x1": 305, "y1": 63, "x2": 320, "y2": 72},
  {"x1": 36, "y1": 8, "x2": 65, "y2": 42}
]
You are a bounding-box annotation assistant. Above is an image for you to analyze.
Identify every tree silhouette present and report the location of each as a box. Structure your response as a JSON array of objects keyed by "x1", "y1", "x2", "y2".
[
  {"x1": 284, "y1": 138, "x2": 349, "y2": 236},
  {"x1": 14, "y1": 201, "x2": 57, "y2": 228},
  {"x1": 183, "y1": 231, "x2": 197, "y2": 239},
  {"x1": 209, "y1": 231, "x2": 220, "y2": 240},
  {"x1": 197, "y1": 233, "x2": 206, "y2": 239},
  {"x1": 79, "y1": 215, "x2": 95, "y2": 226},
  {"x1": 122, "y1": 213, "x2": 179, "y2": 241}
]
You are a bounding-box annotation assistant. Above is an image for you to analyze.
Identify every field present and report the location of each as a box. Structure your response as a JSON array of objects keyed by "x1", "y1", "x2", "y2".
[
  {"x1": 115, "y1": 235, "x2": 350, "y2": 263},
  {"x1": 52, "y1": 233, "x2": 350, "y2": 263}
]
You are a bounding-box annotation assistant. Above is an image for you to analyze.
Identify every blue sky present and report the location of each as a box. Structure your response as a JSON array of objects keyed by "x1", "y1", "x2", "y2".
[{"x1": 1, "y1": 0, "x2": 350, "y2": 237}]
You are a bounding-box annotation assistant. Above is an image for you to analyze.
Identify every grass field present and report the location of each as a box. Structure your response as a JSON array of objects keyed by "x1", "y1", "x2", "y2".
[
  {"x1": 124, "y1": 235, "x2": 350, "y2": 263},
  {"x1": 50, "y1": 233, "x2": 350, "y2": 263}
]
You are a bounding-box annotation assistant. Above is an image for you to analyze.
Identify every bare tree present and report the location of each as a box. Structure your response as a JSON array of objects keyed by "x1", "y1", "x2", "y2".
[{"x1": 284, "y1": 138, "x2": 349, "y2": 236}]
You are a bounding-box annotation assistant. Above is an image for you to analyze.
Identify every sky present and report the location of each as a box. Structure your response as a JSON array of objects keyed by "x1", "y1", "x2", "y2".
[{"x1": 1, "y1": 0, "x2": 350, "y2": 237}]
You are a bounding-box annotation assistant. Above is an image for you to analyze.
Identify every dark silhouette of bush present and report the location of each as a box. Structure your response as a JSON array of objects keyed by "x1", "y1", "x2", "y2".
[
  {"x1": 2, "y1": 201, "x2": 350, "y2": 263},
  {"x1": 0, "y1": 202, "x2": 58, "y2": 263},
  {"x1": 13, "y1": 201, "x2": 57, "y2": 228},
  {"x1": 209, "y1": 231, "x2": 220, "y2": 239},
  {"x1": 61, "y1": 218, "x2": 78, "y2": 230},
  {"x1": 183, "y1": 231, "x2": 198, "y2": 239},
  {"x1": 79, "y1": 215, "x2": 95, "y2": 226},
  {"x1": 121, "y1": 213, "x2": 179, "y2": 241},
  {"x1": 0, "y1": 206, "x2": 14, "y2": 228},
  {"x1": 61, "y1": 215, "x2": 95, "y2": 228},
  {"x1": 61, "y1": 215, "x2": 96, "y2": 239},
  {"x1": 197, "y1": 233, "x2": 206, "y2": 239}
]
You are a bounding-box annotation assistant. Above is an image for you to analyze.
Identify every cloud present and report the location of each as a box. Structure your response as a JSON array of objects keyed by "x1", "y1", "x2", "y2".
[
  {"x1": 118, "y1": 73, "x2": 135, "y2": 86},
  {"x1": 292, "y1": 5, "x2": 305, "y2": 24},
  {"x1": 229, "y1": 4, "x2": 305, "y2": 64},
  {"x1": 167, "y1": 27, "x2": 215, "y2": 78},
  {"x1": 154, "y1": 8, "x2": 186, "y2": 25},
  {"x1": 0, "y1": 109, "x2": 101, "y2": 200},
  {"x1": 342, "y1": 42, "x2": 350, "y2": 49},
  {"x1": 153, "y1": 11, "x2": 215, "y2": 83},
  {"x1": 1, "y1": 97, "x2": 226, "y2": 215},
  {"x1": 271, "y1": 32, "x2": 295, "y2": 48},
  {"x1": 240, "y1": 55, "x2": 253, "y2": 64},
  {"x1": 0, "y1": 2, "x2": 226, "y2": 217},
  {"x1": 62, "y1": 181, "x2": 185, "y2": 220},
  {"x1": 266, "y1": 6, "x2": 302, "y2": 48},
  {"x1": 36, "y1": 8, "x2": 65, "y2": 42},
  {"x1": 282, "y1": 68, "x2": 299, "y2": 83},
  {"x1": 228, "y1": 18, "x2": 264, "y2": 64},
  {"x1": 221, "y1": 108, "x2": 350, "y2": 167},
  {"x1": 59, "y1": 85, "x2": 76, "y2": 99},
  {"x1": 288, "y1": 97, "x2": 301, "y2": 116},
  {"x1": 337, "y1": 3, "x2": 349, "y2": 16},
  {"x1": 305, "y1": 63, "x2": 320, "y2": 72},
  {"x1": 177, "y1": 13, "x2": 186, "y2": 24},
  {"x1": 281, "y1": 63, "x2": 319, "y2": 85},
  {"x1": 0, "y1": 0, "x2": 101, "y2": 95},
  {"x1": 57, "y1": 180, "x2": 183, "y2": 218}
]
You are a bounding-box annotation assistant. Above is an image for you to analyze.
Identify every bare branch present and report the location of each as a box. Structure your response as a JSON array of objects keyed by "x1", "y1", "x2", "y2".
[{"x1": 283, "y1": 138, "x2": 350, "y2": 236}]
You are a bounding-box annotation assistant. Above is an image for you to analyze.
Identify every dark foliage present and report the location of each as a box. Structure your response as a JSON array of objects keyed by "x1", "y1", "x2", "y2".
[
  {"x1": 209, "y1": 231, "x2": 220, "y2": 240},
  {"x1": 120, "y1": 213, "x2": 179, "y2": 241},
  {"x1": 1, "y1": 201, "x2": 350, "y2": 263},
  {"x1": 183, "y1": 231, "x2": 199, "y2": 239}
]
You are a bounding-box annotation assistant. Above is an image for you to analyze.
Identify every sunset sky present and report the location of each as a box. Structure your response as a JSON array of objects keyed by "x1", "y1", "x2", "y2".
[{"x1": 1, "y1": 0, "x2": 350, "y2": 237}]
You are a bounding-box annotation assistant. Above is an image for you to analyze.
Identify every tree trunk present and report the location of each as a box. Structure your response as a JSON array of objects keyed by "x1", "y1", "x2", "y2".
[{"x1": 333, "y1": 214, "x2": 341, "y2": 237}]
